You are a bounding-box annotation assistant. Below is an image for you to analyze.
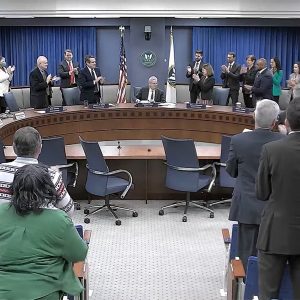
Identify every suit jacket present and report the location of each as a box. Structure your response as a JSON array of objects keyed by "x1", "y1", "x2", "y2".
[
  {"x1": 252, "y1": 68, "x2": 273, "y2": 101},
  {"x1": 221, "y1": 62, "x2": 241, "y2": 91},
  {"x1": 226, "y1": 128, "x2": 283, "y2": 225},
  {"x1": 78, "y1": 66, "x2": 101, "y2": 103},
  {"x1": 29, "y1": 67, "x2": 52, "y2": 109},
  {"x1": 272, "y1": 70, "x2": 283, "y2": 97},
  {"x1": 136, "y1": 87, "x2": 165, "y2": 102},
  {"x1": 57, "y1": 60, "x2": 80, "y2": 88},
  {"x1": 240, "y1": 66, "x2": 258, "y2": 94},
  {"x1": 256, "y1": 133, "x2": 300, "y2": 254},
  {"x1": 196, "y1": 75, "x2": 215, "y2": 100},
  {"x1": 186, "y1": 60, "x2": 204, "y2": 92},
  {"x1": 0, "y1": 203, "x2": 88, "y2": 299}
]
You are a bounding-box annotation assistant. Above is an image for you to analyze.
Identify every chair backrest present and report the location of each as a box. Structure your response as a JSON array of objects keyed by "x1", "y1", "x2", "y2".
[
  {"x1": 244, "y1": 256, "x2": 293, "y2": 300},
  {"x1": 229, "y1": 223, "x2": 239, "y2": 260},
  {"x1": 3, "y1": 92, "x2": 20, "y2": 112},
  {"x1": 161, "y1": 136, "x2": 201, "y2": 192},
  {"x1": 62, "y1": 87, "x2": 81, "y2": 106},
  {"x1": 38, "y1": 136, "x2": 68, "y2": 184},
  {"x1": 219, "y1": 135, "x2": 236, "y2": 188},
  {"x1": 212, "y1": 87, "x2": 230, "y2": 106},
  {"x1": 131, "y1": 86, "x2": 142, "y2": 102},
  {"x1": 0, "y1": 139, "x2": 6, "y2": 163},
  {"x1": 79, "y1": 137, "x2": 109, "y2": 196}
]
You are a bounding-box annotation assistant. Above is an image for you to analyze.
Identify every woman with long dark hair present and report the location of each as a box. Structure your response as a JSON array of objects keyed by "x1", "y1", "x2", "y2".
[
  {"x1": 0, "y1": 164, "x2": 88, "y2": 300},
  {"x1": 270, "y1": 57, "x2": 283, "y2": 103}
]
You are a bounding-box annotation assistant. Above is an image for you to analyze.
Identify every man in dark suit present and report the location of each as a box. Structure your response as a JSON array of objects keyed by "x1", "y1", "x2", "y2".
[
  {"x1": 58, "y1": 49, "x2": 80, "y2": 105},
  {"x1": 78, "y1": 55, "x2": 103, "y2": 104},
  {"x1": 29, "y1": 56, "x2": 58, "y2": 109},
  {"x1": 245, "y1": 58, "x2": 273, "y2": 107},
  {"x1": 136, "y1": 76, "x2": 165, "y2": 102},
  {"x1": 221, "y1": 51, "x2": 241, "y2": 106},
  {"x1": 226, "y1": 99, "x2": 282, "y2": 272},
  {"x1": 256, "y1": 98, "x2": 300, "y2": 300},
  {"x1": 186, "y1": 50, "x2": 204, "y2": 103}
]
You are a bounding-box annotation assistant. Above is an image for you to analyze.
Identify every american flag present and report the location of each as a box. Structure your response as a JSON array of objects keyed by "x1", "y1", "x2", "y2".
[{"x1": 117, "y1": 31, "x2": 128, "y2": 103}]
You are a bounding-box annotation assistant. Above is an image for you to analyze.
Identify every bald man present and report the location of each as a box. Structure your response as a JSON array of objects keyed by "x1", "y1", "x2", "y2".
[{"x1": 29, "y1": 56, "x2": 58, "y2": 109}]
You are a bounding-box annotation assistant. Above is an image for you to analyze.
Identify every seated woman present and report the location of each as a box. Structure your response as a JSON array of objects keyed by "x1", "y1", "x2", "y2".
[
  {"x1": 0, "y1": 164, "x2": 88, "y2": 300},
  {"x1": 195, "y1": 64, "x2": 215, "y2": 105}
]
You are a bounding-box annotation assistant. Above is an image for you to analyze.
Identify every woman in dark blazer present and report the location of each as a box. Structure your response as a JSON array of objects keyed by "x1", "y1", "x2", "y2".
[
  {"x1": 240, "y1": 54, "x2": 258, "y2": 108},
  {"x1": 195, "y1": 63, "x2": 215, "y2": 105}
]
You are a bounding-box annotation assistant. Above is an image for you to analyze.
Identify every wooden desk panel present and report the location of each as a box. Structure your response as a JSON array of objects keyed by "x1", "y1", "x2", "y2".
[{"x1": 0, "y1": 104, "x2": 254, "y2": 145}]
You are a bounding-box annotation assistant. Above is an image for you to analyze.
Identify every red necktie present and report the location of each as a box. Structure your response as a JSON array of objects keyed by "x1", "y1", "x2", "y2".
[{"x1": 69, "y1": 62, "x2": 75, "y2": 85}]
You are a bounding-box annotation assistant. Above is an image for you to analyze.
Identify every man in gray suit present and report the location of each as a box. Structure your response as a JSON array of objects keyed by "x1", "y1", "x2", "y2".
[
  {"x1": 226, "y1": 99, "x2": 283, "y2": 271},
  {"x1": 256, "y1": 98, "x2": 300, "y2": 300}
]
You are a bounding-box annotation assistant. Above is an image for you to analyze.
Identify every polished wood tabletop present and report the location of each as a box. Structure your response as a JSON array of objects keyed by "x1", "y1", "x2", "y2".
[
  {"x1": 4, "y1": 143, "x2": 221, "y2": 160},
  {"x1": 0, "y1": 103, "x2": 254, "y2": 145}
]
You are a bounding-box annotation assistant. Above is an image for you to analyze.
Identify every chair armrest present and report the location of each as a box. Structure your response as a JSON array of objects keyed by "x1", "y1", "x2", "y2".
[
  {"x1": 53, "y1": 162, "x2": 79, "y2": 187},
  {"x1": 86, "y1": 165, "x2": 133, "y2": 199},
  {"x1": 222, "y1": 228, "x2": 231, "y2": 245},
  {"x1": 230, "y1": 259, "x2": 246, "y2": 279},
  {"x1": 83, "y1": 229, "x2": 92, "y2": 245},
  {"x1": 214, "y1": 162, "x2": 227, "y2": 167}
]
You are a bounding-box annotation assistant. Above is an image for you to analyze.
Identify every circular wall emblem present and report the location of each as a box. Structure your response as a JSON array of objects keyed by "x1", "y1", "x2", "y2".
[{"x1": 140, "y1": 50, "x2": 156, "y2": 67}]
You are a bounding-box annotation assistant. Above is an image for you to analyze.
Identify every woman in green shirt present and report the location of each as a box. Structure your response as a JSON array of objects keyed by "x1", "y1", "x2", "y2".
[
  {"x1": 0, "y1": 164, "x2": 88, "y2": 300},
  {"x1": 270, "y1": 57, "x2": 283, "y2": 103}
]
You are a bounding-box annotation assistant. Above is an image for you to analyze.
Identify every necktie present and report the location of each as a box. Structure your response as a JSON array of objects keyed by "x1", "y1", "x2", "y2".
[
  {"x1": 151, "y1": 90, "x2": 154, "y2": 101},
  {"x1": 91, "y1": 69, "x2": 99, "y2": 93},
  {"x1": 194, "y1": 62, "x2": 199, "y2": 72},
  {"x1": 68, "y1": 61, "x2": 75, "y2": 85}
]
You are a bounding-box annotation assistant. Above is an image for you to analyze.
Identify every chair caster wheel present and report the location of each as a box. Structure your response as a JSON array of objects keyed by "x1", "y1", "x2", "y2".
[
  {"x1": 115, "y1": 220, "x2": 121, "y2": 226},
  {"x1": 182, "y1": 216, "x2": 187, "y2": 222},
  {"x1": 132, "y1": 211, "x2": 138, "y2": 217},
  {"x1": 209, "y1": 212, "x2": 214, "y2": 218},
  {"x1": 75, "y1": 203, "x2": 81, "y2": 210},
  {"x1": 84, "y1": 218, "x2": 90, "y2": 224},
  {"x1": 159, "y1": 209, "x2": 164, "y2": 216},
  {"x1": 84, "y1": 209, "x2": 89, "y2": 214}
]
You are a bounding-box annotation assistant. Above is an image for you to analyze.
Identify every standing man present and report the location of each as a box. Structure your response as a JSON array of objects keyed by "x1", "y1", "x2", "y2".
[
  {"x1": 58, "y1": 49, "x2": 80, "y2": 104},
  {"x1": 256, "y1": 98, "x2": 300, "y2": 300},
  {"x1": 29, "y1": 56, "x2": 58, "y2": 109},
  {"x1": 186, "y1": 50, "x2": 204, "y2": 103},
  {"x1": 78, "y1": 55, "x2": 104, "y2": 104},
  {"x1": 226, "y1": 99, "x2": 282, "y2": 272},
  {"x1": 136, "y1": 76, "x2": 165, "y2": 102},
  {"x1": 245, "y1": 58, "x2": 273, "y2": 107},
  {"x1": 221, "y1": 52, "x2": 241, "y2": 106}
]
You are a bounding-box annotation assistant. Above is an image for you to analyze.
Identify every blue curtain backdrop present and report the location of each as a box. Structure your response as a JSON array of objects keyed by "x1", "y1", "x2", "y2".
[
  {"x1": 192, "y1": 27, "x2": 300, "y2": 86},
  {"x1": 0, "y1": 27, "x2": 96, "y2": 86}
]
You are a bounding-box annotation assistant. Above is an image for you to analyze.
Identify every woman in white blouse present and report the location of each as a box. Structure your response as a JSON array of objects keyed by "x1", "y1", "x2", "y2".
[
  {"x1": 0, "y1": 56, "x2": 15, "y2": 113},
  {"x1": 287, "y1": 62, "x2": 300, "y2": 101}
]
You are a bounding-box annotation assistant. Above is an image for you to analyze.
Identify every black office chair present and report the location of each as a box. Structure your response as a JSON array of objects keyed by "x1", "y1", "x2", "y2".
[
  {"x1": 80, "y1": 137, "x2": 138, "y2": 225},
  {"x1": 131, "y1": 86, "x2": 142, "y2": 102},
  {"x1": 159, "y1": 136, "x2": 216, "y2": 222},
  {"x1": 0, "y1": 139, "x2": 6, "y2": 163},
  {"x1": 38, "y1": 136, "x2": 79, "y2": 209},
  {"x1": 212, "y1": 87, "x2": 230, "y2": 106},
  {"x1": 61, "y1": 87, "x2": 81, "y2": 106},
  {"x1": 3, "y1": 92, "x2": 20, "y2": 112},
  {"x1": 209, "y1": 135, "x2": 235, "y2": 208}
]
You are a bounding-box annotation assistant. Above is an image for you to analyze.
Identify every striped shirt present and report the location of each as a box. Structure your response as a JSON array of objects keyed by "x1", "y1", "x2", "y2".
[{"x1": 0, "y1": 157, "x2": 74, "y2": 217}]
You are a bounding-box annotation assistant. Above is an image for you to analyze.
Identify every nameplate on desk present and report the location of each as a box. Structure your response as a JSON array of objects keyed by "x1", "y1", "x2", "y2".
[
  {"x1": 186, "y1": 103, "x2": 206, "y2": 109},
  {"x1": 134, "y1": 102, "x2": 159, "y2": 107},
  {"x1": 232, "y1": 107, "x2": 254, "y2": 114},
  {"x1": 88, "y1": 103, "x2": 109, "y2": 109},
  {"x1": 13, "y1": 111, "x2": 26, "y2": 120},
  {"x1": 45, "y1": 106, "x2": 64, "y2": 113}
]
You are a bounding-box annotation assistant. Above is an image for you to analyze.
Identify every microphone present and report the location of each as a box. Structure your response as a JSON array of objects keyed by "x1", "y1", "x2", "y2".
[{"x1": 117, "y1": 141, "x2": 121, "y2": 150}]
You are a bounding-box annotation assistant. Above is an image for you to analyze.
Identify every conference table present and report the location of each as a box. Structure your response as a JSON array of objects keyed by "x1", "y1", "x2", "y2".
[{"x1": 0, "y1": 103, "x2": 254, "y2": 200}]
